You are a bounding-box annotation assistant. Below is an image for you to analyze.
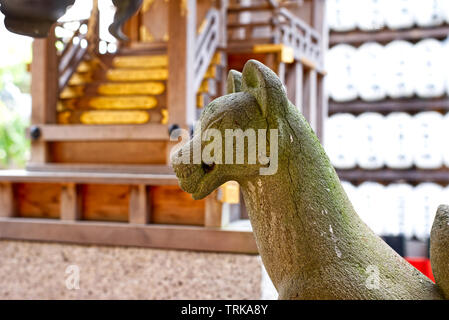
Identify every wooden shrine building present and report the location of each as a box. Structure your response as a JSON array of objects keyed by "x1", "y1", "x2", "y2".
[{"x1": 0, "y1": 0, "x2": 327, "y2": 254}]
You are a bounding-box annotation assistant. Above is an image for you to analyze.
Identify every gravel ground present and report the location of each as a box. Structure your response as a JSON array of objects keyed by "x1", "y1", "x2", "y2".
[{"x1": 0, "y1": 240, "x2": 263, "y2": 299}]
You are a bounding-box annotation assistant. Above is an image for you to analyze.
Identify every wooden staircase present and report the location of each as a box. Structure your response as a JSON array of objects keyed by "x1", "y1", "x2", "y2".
[{"x1": 58, "y1": 49, "x2": 225, "y2": 126}]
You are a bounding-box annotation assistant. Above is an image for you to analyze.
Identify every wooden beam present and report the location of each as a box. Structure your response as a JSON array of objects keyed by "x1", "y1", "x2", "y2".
[
  {"x1": 329, "y1": 26, "x2": 449, "y2": 47},
  {"x1": 337, "y1": 168, "x2": 449, "y2": 184},
  {"x1": 0, "y1": 170, "x2": 179, "y2": 185},
  {"x1": 0, "y1": 218, "x2": 258, "y2": 254},
  {"x1": 26, "y1": 163, "x2": 175, "y2": 175},
  {"x1": 27, "y1": 124, "x2": 170, "y2": 141},
  {"x1": 0, "y1": 182, "x2": 15, "y2": 218},
  {"x1": 129, "y1": 185, "x2": 150, "y2": 224},
  {"x1": 60, "y1": 183, "x2": 81, "y2": 221},
  {"x1": 31, "y1": 27, "x2": 58, "y2": 163},
  {"x1": 329, "y1": 97, "x2": 449, "y2": 115},
  {"x1": 167, "y1": 0, "x2": 196, "y2": 128}
]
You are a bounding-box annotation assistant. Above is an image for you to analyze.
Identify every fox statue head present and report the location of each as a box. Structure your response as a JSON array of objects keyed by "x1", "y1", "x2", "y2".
[{"x1": 171, "y1": 59, "x2": 288, "y2": 200}]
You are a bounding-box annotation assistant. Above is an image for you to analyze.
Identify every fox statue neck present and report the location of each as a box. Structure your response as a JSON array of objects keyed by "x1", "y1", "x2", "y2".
[{"x1": 239, "y1": 103, "x2": 442, "y2": 299}]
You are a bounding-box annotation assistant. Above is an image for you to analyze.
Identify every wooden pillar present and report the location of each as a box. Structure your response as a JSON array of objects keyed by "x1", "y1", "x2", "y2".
[
  {"x1": 303, "y1": 69, "x2": 317, "y2": 132},
  {"x1": 315, "y1": 73, "x2": 327, "y2": 141},
  {"x1": 204, "y1": 190, "x2": 224, "y2": 228},
  {"x1": 0, "y1": 182, "x2": 15, "y2": 218},
  {"x1": 129, "y1": 185, "x2": 150, "y2": 224},
  {"x1": 277, "y1": 62, "x2": 286, "y2": 84},
  {"x1": 60, "y1": 183, "x2": 82, "y2": 221},
  {"x1": 30, "y1": 28, "x2": 58, "y2": 164},
  {"x1": 217, "y1": 0, "x2": 228, "y2": 47},
  {"x1": 167, "y1": 0, "x2": 197, "y2": 129},
  {"x1": 286, "y1": 62, "x2": 303, "y2": 113},
  {"x1": 313, "y1": 0, "x2": 328, "y2": 142}
]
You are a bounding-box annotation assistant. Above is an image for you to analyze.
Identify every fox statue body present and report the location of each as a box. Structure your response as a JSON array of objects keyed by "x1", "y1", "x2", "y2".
[{"x1": 171, "y1": 59, "x2": 449, "y2": 300}]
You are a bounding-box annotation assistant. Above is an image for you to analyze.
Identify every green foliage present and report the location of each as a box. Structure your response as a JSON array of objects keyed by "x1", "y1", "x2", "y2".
[
  {"x1": 0, "y1": 105, "x2": 30, "y2": 168},
  {"x1": 0, "y1": 63, "x2": 31, "y2": 93}
]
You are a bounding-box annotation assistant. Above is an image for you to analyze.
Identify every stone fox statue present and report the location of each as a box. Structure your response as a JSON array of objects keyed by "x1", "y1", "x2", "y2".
[{"x1": 171, "y1": 59, "x2": 449, "y2": 300}]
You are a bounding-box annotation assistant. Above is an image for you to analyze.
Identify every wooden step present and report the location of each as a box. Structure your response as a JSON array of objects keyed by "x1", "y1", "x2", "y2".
[
  {"x1": 76, "y1": 60, "x2": 99, "y2": 73},
  {"x1": 60, "y1": 81, "x2": 166, "y2": 99},
  {"x1": 227, "y1": 4, "x2": 276, "y2": 13},
  {"x1": 198, "y1": 78, "x2": 217, "y2": 95},
  {"x1": 57, "y1": 109, "x2": 164, "y2": 125},
  {"x1": 59, "y1": 95, "x2": 164, "y2": 110},
  {"x1": 112, "y1": 54, "x2": 168, "y2": 68},
  {"x1": 197, "y1": 93, "x2": 212, "y2": 109},
  {"x1": 211, "y1": 52, "x2": 226, "y2": 67},
  {"x1": 106, "y1": 68, "x2": 168, "y2": 81},
  {"x1": 68, "y1": 72, "x2": 93, "y2": 85},
  {"x1": 227, "y1": 21, "x2": 276, "y2": 29},
  {"x1": 204, "y1": 64, "x2": 221, "y2": 79}
]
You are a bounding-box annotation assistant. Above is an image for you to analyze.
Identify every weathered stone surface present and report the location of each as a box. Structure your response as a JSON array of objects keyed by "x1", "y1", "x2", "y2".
[
  {"x1": 431, "y1": 205, "x2": 449, "y2": 299},
  {"x1": 172, "y1": 59, "x2": 446, "y2": 300}
]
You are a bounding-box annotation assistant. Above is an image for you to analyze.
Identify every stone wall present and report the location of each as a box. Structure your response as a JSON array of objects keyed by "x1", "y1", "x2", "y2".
[{"x1": 0, "y1": 240, "x2": 272, "y2": 299}]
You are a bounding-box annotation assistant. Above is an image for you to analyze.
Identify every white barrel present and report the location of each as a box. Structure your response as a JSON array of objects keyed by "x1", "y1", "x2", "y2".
[
  {"x1": 412, "y1": 111, "x2": 444, "y2": 169},
  {"x1": 411, "y1": 0, "x2": 445, "y2": 27},
  {"x1": 384, "y1": 112, "x2": 414, "y2": 169},
  {"x1": 382, "y1": 0, "x2": 415, "y2": 29},
  {"x1": 355, "y1": 112, "x2": 386, "y2": 169},
  {"x1": 355, "y1": 0, "x2": 385, "y2": 31},
  {"x1": 443, "y1": 37, "x2": 449, "y2": 97},
  {"x1": 357, "y1": 182, "x2": 386, "y2": 235},
  {"x1": 414, "y1": 183, "x2": 444, "y2": 239},
  {"x1": 327, "y1": 0, "x2": 358, "y2": 32},
  {"x1": 385, "y1": 183, "x2": 414, "y2": 237},
  {"x1": 443, "y1": 112, "x2": 449, "y2": 167},
  {"x1": 326, "y1": 44, "x2": 358, "y2": 102},
  {"x1": 324, "y1": 113, "x2": 358, "y2": 169},
  {"x1": 341, "y1": 181, "x2": 358, "y2": 205},
  {"x1": 441, "y1": 0, "x2": 449, "y2": 24},
  {"x1": 353, "y1": 42, "x2": 386, "y2": 101},
  {"x1": 413, "y1": 39, "x2": 446, "y2": 98},
  {"x1": 442, "y1": 184, "x2": 449, "y2": 207},
  {"x1": 384, "y1": 41, "x2": 415, "y2": 99}
]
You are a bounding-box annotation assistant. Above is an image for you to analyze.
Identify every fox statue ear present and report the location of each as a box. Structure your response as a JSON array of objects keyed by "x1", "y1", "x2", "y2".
[
  {"x1": 227, "y1": 70, "x2": 243, "y2": 94},
  {"x1": 241, "y1": 59, "x2": 288, "y2": 118}
]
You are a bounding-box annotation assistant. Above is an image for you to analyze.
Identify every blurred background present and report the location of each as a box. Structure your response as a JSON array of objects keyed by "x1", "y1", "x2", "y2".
[
  {"x1": 1, "y1": 0, "x2": 449, "y2": 254},
  {"x1": 323, "y1": 0, "x2": 449, "y2": 255}
]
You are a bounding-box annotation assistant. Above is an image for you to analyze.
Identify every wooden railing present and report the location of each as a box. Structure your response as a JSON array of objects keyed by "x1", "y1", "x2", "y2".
[
  {"x1": 57, "y1": 0, "x2": 100, "y2": 92},
  {"x1": 276, "y1": 7, "x2": 322, "y2": 67},
  {"x1": 227, "y1": 3, "x2": 323, "y2": 69},
  {"x1": 193, "y1": 8, "x2": 220, "y2": 92}
]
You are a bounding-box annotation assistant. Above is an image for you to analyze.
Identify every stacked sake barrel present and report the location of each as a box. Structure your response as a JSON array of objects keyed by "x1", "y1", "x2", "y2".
[
  {"x1": 325, "y1": 112, "x2": 449, "y2": 170},
  {"x1": 325, "y1": 0, "x2": 449, "y2": 242},
  {"x1": 341, "y1": 181, "x2": 448, "y2": 240},
  {"x1": 327, "y1": 0, "x2": 449, "y2": 32},
  {"x1": 326, "y1": 39, "x2": 449, "y2": 102}
]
